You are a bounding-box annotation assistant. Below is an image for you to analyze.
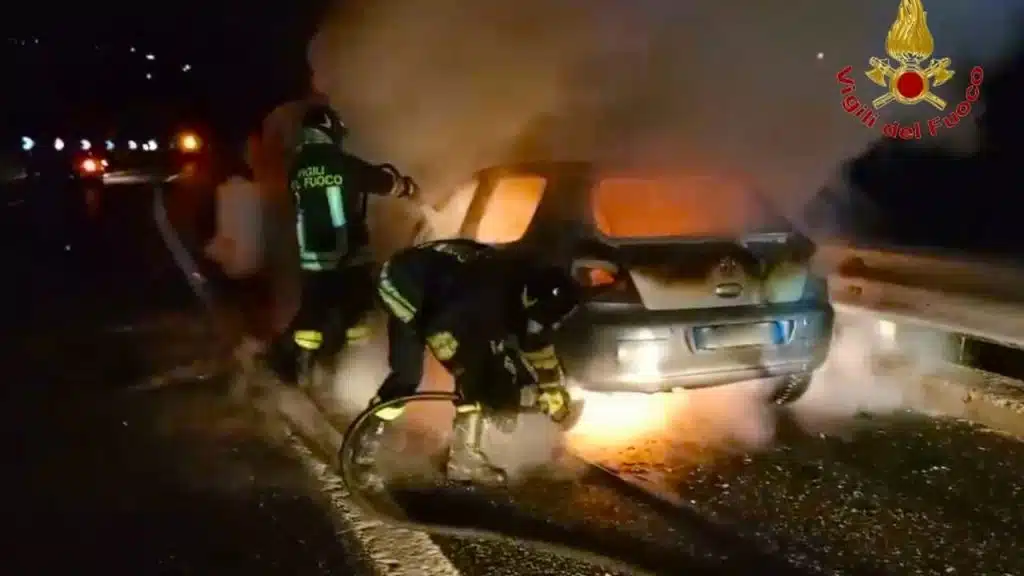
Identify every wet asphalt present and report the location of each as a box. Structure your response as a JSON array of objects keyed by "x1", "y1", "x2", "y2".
[
  {"x1": 584, "y1": 412, "x2": 1024, "y2": 576},
  {"x1": 1, "y1": 181, "x2": 374, "y2": 575},
  {"x1": 5, "y1": 180, "x2": 1024, "y2": 575},
  {"x1": 4, "y1": 379, "x2": 377, "y2": 575}
]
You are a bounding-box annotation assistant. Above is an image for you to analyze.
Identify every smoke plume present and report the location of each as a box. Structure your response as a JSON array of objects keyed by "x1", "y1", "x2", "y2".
[{"x1": 309, "y1": 0, "x2": 1024, "y2": 212}]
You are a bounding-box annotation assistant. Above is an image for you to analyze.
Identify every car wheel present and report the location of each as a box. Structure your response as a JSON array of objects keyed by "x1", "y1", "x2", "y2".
[{"x1": 769, "y1": 372, "x2": 813, "y2": 405}]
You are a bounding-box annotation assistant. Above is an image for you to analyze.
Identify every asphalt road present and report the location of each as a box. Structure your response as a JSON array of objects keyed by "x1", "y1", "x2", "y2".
[
  {"x1": 5, "y1": 374, "x2": 378, "y2": 574},
  {"x1": 2, "y1": 180, "x2": 375, "y2": 574},
  {"x1": 584, "y1": 410, "x2": 1024, "y2": 576}
]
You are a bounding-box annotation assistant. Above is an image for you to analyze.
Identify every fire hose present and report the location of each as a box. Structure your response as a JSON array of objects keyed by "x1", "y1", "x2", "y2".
[{"x1": 333, "y1": 392, "x2": 652, "y2": 574}]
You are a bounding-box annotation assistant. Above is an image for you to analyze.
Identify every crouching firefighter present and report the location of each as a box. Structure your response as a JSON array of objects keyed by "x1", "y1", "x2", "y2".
[
  {"x1": 353, "y1": 239, "x2": 581, "y2": 485},
  {"x1": 263, "y1": 104, "x2": 419, "y2": 386}
]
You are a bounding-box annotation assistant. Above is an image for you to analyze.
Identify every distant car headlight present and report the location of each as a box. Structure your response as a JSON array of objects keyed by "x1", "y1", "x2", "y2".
[
  {"x1": 80, "y1": 139, "x2": 91, "y2": 151},
  {"x1": 128, "y1": 140, "x2": 138, "y2": 150},
  {"x1": 54, "y1": 138, "x2": 64, "y2": 151},
  {"x1": 616, "y1": 339, "x2": 671, "y2": 382}
]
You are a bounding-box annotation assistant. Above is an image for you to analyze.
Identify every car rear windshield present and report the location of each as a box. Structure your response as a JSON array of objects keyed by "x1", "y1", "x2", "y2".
[
  {"x1": 591, "y1": 177, "x2": 792, "y2": 240},
  {"x1": 474, "y1": 175, "x2": 546, "y2": 243}
]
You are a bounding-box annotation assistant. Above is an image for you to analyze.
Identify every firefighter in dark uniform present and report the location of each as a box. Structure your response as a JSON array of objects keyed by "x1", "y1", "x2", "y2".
[
  {"x1": 355, "y1": 239, "x2": 581, "y2": 485},
  {"x1": 264, "y1": 104, "x2": 418, "y2": 386}
]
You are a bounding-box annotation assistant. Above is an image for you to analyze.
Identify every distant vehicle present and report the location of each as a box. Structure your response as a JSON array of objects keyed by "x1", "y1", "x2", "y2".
[
  {"x1": 100, "y1": 128, "x2": 208, "y2": 182},
  {"x1": 13, "y1": 135, "x2": 110, "y2": 185},
  {"x1": 418, "y1": 162, "x2": 834, "y2": 404},
  {"x1": 75, "y1": 152, "x2": 107, "y2": 184}
]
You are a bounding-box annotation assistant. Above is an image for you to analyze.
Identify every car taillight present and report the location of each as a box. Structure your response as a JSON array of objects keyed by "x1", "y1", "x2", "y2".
[
  {"x1": 572, "y1": 258, "x2": 620, "y2": 288},
  {"x1": 763, "y1": 259, "x2": 810, "y2": 303},
  {"x1": 81, "y1": 158, "x2": 99, "y2": 173},
  {"x1": 178, "y1": 132, "x2": 201, "y2": 152},
  {"x1": 582, "y1": 266, "x2": 617, "y2": 287}
]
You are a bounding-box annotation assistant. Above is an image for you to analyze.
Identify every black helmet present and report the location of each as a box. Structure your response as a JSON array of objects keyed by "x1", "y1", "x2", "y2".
[
  {"x1": 299, "y1": 104, "x2": 348, "y2": 145},
  {"x1": 521, "y1": 265, "x2": 582, "y2": 331}
]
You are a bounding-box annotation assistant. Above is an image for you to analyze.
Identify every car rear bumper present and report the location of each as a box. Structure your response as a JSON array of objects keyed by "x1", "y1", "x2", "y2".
[{"x1": 557, "y1": 301, "x2": 834, "y2": 393}]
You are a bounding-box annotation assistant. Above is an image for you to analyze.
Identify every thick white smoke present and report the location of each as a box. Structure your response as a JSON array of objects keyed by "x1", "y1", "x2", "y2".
[
  {"x1": 316, "y1": 317, "x2": 567, "y2": 483},
  {"x1": 309, "y1": 0, "x2": 1024, "y2": 212},
  {"x1": 567, "y1": 309, "x2": 960, "y2": 470}
]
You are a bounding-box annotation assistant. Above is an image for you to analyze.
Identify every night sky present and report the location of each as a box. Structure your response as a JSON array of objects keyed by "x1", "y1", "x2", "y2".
[{"x1": 2, "y1": 0, "x2": 328, "y2": 137}]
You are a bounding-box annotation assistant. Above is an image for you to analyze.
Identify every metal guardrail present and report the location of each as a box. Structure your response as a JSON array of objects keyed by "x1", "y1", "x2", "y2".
[
  {"x1": 816, "y1": 243, "x2": 1024, "y2": 380},
  {"x1": 815, "y1": 243, "x2": 1024, "y2": 305}
]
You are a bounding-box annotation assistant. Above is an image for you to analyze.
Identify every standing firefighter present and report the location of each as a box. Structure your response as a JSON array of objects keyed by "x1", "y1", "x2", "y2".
[
  {"x1": 355, "y1": 239, "x2": 581, "y2": 485},
  {"x1": 263, "y1": 104, "x2": 418, "y2": 386}
]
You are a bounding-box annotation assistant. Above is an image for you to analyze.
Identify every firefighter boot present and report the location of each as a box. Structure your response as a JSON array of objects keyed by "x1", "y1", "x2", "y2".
[
  {"x1": 351, "y1": 399, "x2": 405, "y2": 467},
  {"x1": 353, "y1": 418, "x2": 387, "y2": 466},
  {"x1": 446, "y1": 408, "x2": 507, "y2": 485}
]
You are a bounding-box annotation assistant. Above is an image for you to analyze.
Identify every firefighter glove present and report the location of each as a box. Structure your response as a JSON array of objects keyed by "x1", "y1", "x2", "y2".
[{"x1": 536, "y1": 382, "x2": 571, "y2": 423}]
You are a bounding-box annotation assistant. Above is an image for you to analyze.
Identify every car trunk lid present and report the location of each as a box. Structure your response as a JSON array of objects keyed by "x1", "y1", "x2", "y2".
[
  {"x1": 613, "y1": 235, "x2": 812, "y2": 311},
  {"x1": 588, "y1": 175, "x2": 814, "y2": 311}
]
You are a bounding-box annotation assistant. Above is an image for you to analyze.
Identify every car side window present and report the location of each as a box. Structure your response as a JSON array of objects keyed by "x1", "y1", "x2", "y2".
[
  {"x1": 465, "y1": 175, "x2": 546, "y2": 244},
  {"x1": 419, "y1": 179, "x2": 478, "y2": 242}
]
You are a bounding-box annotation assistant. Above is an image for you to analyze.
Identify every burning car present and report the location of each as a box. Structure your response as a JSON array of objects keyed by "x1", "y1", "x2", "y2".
[{"x1": 418, "y1": 162, "x2": 833, "y2": 404}]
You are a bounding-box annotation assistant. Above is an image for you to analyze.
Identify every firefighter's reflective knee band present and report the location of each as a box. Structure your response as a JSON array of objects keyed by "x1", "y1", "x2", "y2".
[
  {"x1": 522, "y1": 345, "x2": 559, "y2": 371},
  {"x1": 293, "y1": 330, "x2": 323, "y2": 350},
  {"x1": 377, "y1": 263, "x2": 417, "y2": 323},
  {"x1": 369, "y1": 395, "x2": 405, "y2": 421},
  {"x1": 346, "y1": 323, "x2": 371, "y2": 343}
]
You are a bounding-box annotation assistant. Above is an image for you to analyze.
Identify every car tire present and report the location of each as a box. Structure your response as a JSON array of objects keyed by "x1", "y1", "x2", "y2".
[{"x1": 769, "y1": 372, "x2": 813, "y2": 405}]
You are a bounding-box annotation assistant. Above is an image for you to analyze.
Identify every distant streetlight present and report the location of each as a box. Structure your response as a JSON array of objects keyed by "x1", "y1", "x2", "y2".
[
  {"x1": 128, "y1": 140, "x2": 138, "y2": 150},
  {"x1": 130, "y1": 46, "x2": 136, "y2": 52},
  {"x1": 146, "y1": 73, "x2": 152, "y2": 80},
  {"x1": 54, "y1": 138, "x2": 64, "y2": 151},
  {"x1": 80, "y1": 139, "x2": 91, "y2": 151},
  {"x1": 145, "y1": 53, "x2": 154, "y2": 60},
  {"x1": 21, "y1": 136, "x2": 34, "y2": 151},
  {"x1": 182, "y1": 64, "x2": 191, "y2": 72},
  {"x1": 105, "y1": 140, "x2": 114, "y2": 151},
  {"x1": 146, "y1": 139, "x2": 158, "y2": 151}
]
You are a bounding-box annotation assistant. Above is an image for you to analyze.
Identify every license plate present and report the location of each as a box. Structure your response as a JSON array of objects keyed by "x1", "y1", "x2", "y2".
[{"x1": 693, "y1": 321, "x2": 786, "y2": 350}]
